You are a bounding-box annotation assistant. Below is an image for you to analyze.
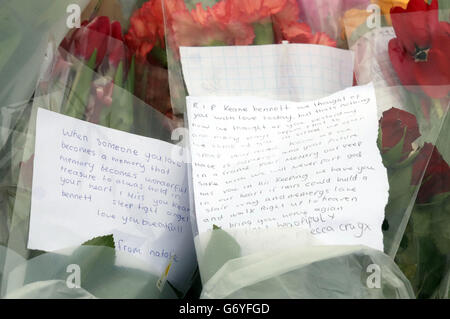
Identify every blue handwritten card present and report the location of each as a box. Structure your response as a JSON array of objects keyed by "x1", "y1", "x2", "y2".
[{"x1": 28, "y1": 108, "x2": 196, "y2": 291}]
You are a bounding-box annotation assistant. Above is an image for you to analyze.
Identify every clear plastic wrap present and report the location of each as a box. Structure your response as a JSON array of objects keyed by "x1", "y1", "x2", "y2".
[
  {"x1": 161, "y1": 0, "x2": 450, "y2": 299},
  {"x1": 343, "y1": 3, "x2": 450, "y2": 298},
  {"x1": 1, "y1": 0, "x2": 196, "y2": 299},
  {"x1": 1, "y1": 0, "x2": 449, "y2": 300}
]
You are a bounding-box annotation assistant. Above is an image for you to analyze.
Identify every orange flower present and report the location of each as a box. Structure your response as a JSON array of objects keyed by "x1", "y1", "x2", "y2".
[
  {"x1": 272, "y1": 0, "x2": 301, "y2": 25},
  {"x1": 171, "y1": 2, "x2": 255, "y2": 47},
  {"x1": 125, "y1": 0, "x2": 165, "y2": 61},
  {"x1": 271, "y1": 0, "x2": 335, "y2": 46},
  {"x1": 221, "y1": 0, "x2": 288, "y2": 24},
  {"x1": 279, "y1": 22, "x2": 312, "y2": 43},
  {"x1": 128, "y1": 0, "x2": 336, "y2": 62}
]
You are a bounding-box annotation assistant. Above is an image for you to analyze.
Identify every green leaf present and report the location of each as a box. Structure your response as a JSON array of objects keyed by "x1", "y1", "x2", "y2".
[
  {"x1": 387, "y1": 165, "x2": 413, "y2": 200},
  {"x1": 150, "y1": 46, "x2": 168, "y2": 68},
  {"x1": 113, "y1": 60, "x2": 124, "y2": 88},
  {"x1": 207, "y1": 40, "x2": 227, "y2": 46},
  {"x1": 377, "y1": 127, "x2": 382, "y2": 151},
  {"x1": 391, "y1": 148, "x2": 421, "y2": 170},
  {"x1": 82, "y1": 234, "x2": 115, "y2": 249},
  {"x1": 253, "y1": 21, "x2": 275, "y2": 45},
  {"x1": 381, "y1": 127, "x2": 407, "y2": 167},
  {"x1": 126, "y1": 56, "x2": 135, "y2": 94}
]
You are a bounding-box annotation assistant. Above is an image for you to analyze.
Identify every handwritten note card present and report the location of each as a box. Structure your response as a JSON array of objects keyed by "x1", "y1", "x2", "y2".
[
  {"x1": 187, "y1": 84, "x2": 389, "y2": 250},
  {"x1": 28, "y1": 108, "x2": 195, "y2": 289},
  {"x1": 180, "y1": 44, "x2": 355, "y2": 102}
]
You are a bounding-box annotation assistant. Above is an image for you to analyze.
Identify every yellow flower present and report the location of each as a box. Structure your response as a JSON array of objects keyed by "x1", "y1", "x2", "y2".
[
  {"x1": 341, "y1": 0, "x2": 410, "y2": 41},
  {"x1": 341, "y1": 9, "x2": 371, "y2": 41},
  {"x1": 372, "y1": 0, "x2": 409, "y2": 25}
]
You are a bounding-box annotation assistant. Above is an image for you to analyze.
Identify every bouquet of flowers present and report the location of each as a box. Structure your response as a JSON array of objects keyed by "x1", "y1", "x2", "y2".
[
  {"x1": 0, "y1": 0, "x2": 188, "y2": 299},
  {"x1": 158, "y1": 0, "x2": 449, "y2": 299},
  {"x1": 342, "y1": 0, "x2": 450, "y2": 298},
  {"x1": 0, "y1": 0, "x2": 449, "y2": 300}
]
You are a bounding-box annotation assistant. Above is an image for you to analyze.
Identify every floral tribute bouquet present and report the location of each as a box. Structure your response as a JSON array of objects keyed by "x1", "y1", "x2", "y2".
[
  {"x1": 341, "y1": 0, "x2": 450, "y2": 298},
  {"x1": 385, "y1": 0, "x2": 450, "y2": 299},
  {"x1": 126, "y1": 0, "x2": 342, "y2": 115},
  {"x1": 0, "y1": 0, "x2": 448, "y2": 299},
  {"x1": 156, "y1": 0, "x2": 448, "y2": 299},
  {"x1": 0, "y1": 0, "x2": 186, "y2": 299}
]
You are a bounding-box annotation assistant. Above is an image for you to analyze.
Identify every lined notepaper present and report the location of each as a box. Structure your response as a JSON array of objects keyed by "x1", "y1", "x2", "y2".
[
  {"x1": 186, "y1": 84, "x2": 389, "y2": 251},
  {"x1": 180, "y1": 44, "x2": 355, "y2": 102}
]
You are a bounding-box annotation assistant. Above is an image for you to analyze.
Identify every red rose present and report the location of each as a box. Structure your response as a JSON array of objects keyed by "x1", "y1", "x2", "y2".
[
  {"x1": 108, "y1": 21, "x2": 126, "y2": 67},
  {"x1": 61, "y1": 16, "x2": 126, "y2": 69},
  {"x1": 380, "y1": 107, "x2": 421, "y2": 160},
  {"x1": 411, "y1": 143, "x2": 450, "y2": 203},
  {"x1": 388, "y1": 0, "x2": 450, "y2": 98}
]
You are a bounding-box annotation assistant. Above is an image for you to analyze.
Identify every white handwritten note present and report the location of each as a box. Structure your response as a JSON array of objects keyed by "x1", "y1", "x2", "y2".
[
  {"x1": 28, "y1": 108, "x2": 196, "y2": 290},
  {"x1": 180, "y1": 44, "x2": 355, "y2": 102},
  {"x1": 187, "y1": 84, "x2": 389, "y2": 251}
]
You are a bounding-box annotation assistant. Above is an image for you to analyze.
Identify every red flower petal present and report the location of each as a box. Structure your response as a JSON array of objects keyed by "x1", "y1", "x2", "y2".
[
  {"x1": 310, "y1": 32, "x2": 337, "y2": 47},
  {"x1": 414, "y1": 50, "x2": 450, "y2": 98},
  {"x1": 110, "y1": 21, "x2": 123, "y2": 41},
  {"x1": 413, "y1": 26, "x2": 450, "y2": 98},
  {"x1": 388, "y1": 38, "x2": 419, "y2": 88},
  {"x1": 390, "y1": 0, "x2": 439, "y2": 53},
  {"x1": 280, "y1": 22, "x2": 312, "y2": 43},
  {"x1": 380, "y1": 107, "x2": 420, "y2": 158},
  {"x1": 84, "y1": 16, "x2": 111, "y2": 66}
]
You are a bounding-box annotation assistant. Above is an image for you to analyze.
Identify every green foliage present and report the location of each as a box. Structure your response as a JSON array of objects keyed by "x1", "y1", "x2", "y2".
[
  {"x1": 381, "y1": 128, "x2": 407, "y2": 167},
  {"x1": 253, "y1": 21, "x2": 275, "y2": 45},
  {"x1": 82, "y1": 234, "x2": 115, "y2": 249}
]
